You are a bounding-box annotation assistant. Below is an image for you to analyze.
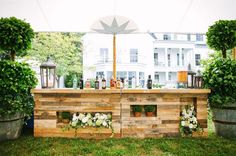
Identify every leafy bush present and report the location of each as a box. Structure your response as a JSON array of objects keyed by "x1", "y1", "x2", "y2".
[
  {"x1": 0, "y1": 17, "x2": 34, "y2": 61},
  {"x1": 0, "y1": 61, "x2": 38, "y2": 117},
  {"x1": 206, "y1": 20, "x2": 236, "y2": 58},
  {"x1": 132, "y1": 105, "x2": 142, "y2": 112},
  {"x1": 144, "y1": 105, "x2": 156, "y2": 112},
  {"x1": 203, "y1": 57, "x2": 236, "y2": 108},
  {"x1": 61, "y1": 112, "x2": 71, "y2": 119}
]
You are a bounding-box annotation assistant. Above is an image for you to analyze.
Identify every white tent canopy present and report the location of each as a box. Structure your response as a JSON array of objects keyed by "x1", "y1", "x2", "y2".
[{"x1": 0, "y1": 0, "x2": 235, "y2": 33}]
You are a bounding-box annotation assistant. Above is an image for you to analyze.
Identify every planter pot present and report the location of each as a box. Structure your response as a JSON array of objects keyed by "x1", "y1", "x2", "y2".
[
  {"x1": 134, "y1": 112, "x2": 141, "y2": 117},
  {"x1": 0, "y1": 113, "x2": 24, "y2": 142},
  {"x1": 146, "y1": 112, "x2": 154, "y2": 117},
  {"x1": 62, "y1": 119, "x2": 70, "y2": 124},
  {"x1": 212, "y1": 106, "x2": 236, "y2": 138}
]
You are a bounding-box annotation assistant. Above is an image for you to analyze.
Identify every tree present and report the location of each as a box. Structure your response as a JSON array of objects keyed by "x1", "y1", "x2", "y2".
[
  {"x1": 27, "y1": 32, "x2": 83, "y2": 85},
  {"x1": 0, "y1": 17, "x2": 34, "y2": 61},
  {"x1": 206, "y1": 20, "x2": 236, "y2": 58}
]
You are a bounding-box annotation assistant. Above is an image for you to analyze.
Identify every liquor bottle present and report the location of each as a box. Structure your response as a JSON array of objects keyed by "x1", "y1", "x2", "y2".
[
  {"x1": 95, "y1": 76, "x2": 99, "y2": 89},
  {"x1": 110, "y1": 76, "x2": 116, "y2": 89},
  {"x1": 102, "y1": 75, "x2": 106, "y2": 89},
  {"x1": 120, "y1": 78, "x2": 124, "y2": 89},
  {"x1": 99, "y1": 75, "x2": 102, "y2": 90},
  {"x1": 116, "y1": 77, "x2": 121, "y2": 89},
  {"x1": 85, "y1": 79, "x2": 91, "y2": 88},
  {"x1": 131, "y1": 76, "x2": 136, "y2": 89},
  {"x1": 79, "y1": 76, "x2": 83, "y2": 89},
  {"x1": 147, "y1": 75, "x2": 152, "y2": 89},
  {"x1": 72, "y1": 75, "x2": 77, "y2": 89}
]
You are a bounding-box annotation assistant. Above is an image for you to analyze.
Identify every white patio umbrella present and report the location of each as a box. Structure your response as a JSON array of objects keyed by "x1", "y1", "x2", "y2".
[{"x1": 91, "y1": 15, "x2": 138, "y2": 80}]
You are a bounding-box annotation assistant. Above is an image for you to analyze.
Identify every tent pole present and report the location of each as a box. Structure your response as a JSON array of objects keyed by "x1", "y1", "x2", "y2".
[
  {"x1": 232, "y1": 47, "x2": 236, "y2": 60},
  {"x1": 113, "y1": 34, "x2": 116, "y2": 80}
]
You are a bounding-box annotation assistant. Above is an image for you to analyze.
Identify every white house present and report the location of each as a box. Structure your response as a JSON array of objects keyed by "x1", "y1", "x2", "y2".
[{"x1": 82, "y1": 33, "x2": 210, "y2": 88}]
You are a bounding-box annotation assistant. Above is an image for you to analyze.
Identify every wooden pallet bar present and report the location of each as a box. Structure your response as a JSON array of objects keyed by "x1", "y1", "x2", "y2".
[{"x1": 32, "y1": 89, "x2": 210, "y2": 138}]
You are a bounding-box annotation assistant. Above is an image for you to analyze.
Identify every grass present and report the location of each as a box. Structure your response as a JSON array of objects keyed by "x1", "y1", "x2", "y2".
[{"x1": 0, "y1": 112, "x2": 236, "y2": 156}]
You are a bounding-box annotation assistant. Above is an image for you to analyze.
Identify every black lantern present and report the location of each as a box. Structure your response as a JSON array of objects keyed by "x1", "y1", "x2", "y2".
[
  {"x1": 194, "y1": 70, "x2": 204, "y2": 88},
  {"x1": 40, "y1": 57, "x2": 56, "y2": 88},
  {"x1": 187, "y1": 63, "x2": 196, "y2": 88}
]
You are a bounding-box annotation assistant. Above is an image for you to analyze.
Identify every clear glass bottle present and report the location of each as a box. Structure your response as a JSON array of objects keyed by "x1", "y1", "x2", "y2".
[
  {"x1": 72, "y1": 75, "x2": 77, "y2": 89},
  {"x1": 102, "y1": 75, "x2": 106, "y2": 89}
]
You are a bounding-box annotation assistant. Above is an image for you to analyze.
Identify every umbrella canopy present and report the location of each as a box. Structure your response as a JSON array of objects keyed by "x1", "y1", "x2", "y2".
[
  {"x1": 91, "y1": 15, "x2": 138, "y2": 34},
  {"x1": 91, "y1": 15, "x2": 138, "y2": 80}
]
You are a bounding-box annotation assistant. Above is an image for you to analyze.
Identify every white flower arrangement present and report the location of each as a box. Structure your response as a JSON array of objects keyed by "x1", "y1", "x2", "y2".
[
  {"x1": 180, "y1": 104, "x2": 201, "y2": 136},
  {"x1": 70, "y1": 112, "x2": 112, "y2": 129}
]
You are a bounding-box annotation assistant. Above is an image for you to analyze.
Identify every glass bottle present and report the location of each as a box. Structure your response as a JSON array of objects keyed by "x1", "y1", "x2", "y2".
[
  {"x1": 79, "y1": 76, "x2": 83, "y2": 89},
  {"x1": 102, "y1": 75, "x2": 106, "y2": 89},
  {"x1": 147, "y1": 75, "x2": 152, "y2": 89},
  {"x1": 95, "y1": 76, "x2": 99, "y2": 89},
  {"x1": 72, "y1": 75, "x2": 77, "y2": 89},
  {"x1": 110, "y1": 76, "x2": 116, "y2": 89},
  {"x1": 116, "y1": 77, "x2": 121, "y2": 89},
  {"x1": 131, "y1": 76, "x2": 136, "y2": 89}
]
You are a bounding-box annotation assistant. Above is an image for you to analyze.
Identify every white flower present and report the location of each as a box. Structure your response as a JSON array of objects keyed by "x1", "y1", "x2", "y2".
[
  {"x1": 102, "y1": 121, "x2": 108, "y2": 127},
  {"x1": 82, "y1": 117, "x2": 89, "y2": 123},
  {"x1": 86, "y1": 113, "x2": 92, "y2": 119},
  {"x1": 181, "y1": 121, "x2": 185, "y2": 126},
  {"x1": 189, "y1": 123, "x2": 193, "y2": 129},
  {"x1": 96, "y1": 119, "x2": 102, "y2": 126},
  {"x1": 71, "y1": 121, "x2": 78, "y2": 127},
  {"x1": 87, "y1": 119, "x2": 93, "y2": 126},
  {"x1": 78, "y1": 113, "x2": 85, "y2": 120}
]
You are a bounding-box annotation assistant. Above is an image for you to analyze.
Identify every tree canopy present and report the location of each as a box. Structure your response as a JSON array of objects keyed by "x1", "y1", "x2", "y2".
[{"x1": 27, "y1": 32, "x2": 83, "y2": 77}]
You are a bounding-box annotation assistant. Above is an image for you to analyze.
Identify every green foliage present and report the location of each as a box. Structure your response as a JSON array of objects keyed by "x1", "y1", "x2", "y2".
[
  {"x1": 144, "y1": 105, "x2": 156, "y2": 112},
  {"x1": 0, "y1": 60, "x2": 38, "y2": 117},
  {"x1": 65, "y1": 72, "x2": 82, "y2": 88},
  {"x1": 27, "y1": 32, "x2": 83, "y2": 77},
  {"x1": 0, "y1": 17, "x2": 34, "y2": 60},
  {"x1": 61, "y1": 112, "x2": 71, "y2": 119},
  {"x1": 132, "y1": 105, "x2": 142, "y2": 112},
  {"x1": 203, "y1": 56, "x2": 236, "y2": 108},
  {"x1": 206, "y1": 20, "x2": 236, "y2": 58}
]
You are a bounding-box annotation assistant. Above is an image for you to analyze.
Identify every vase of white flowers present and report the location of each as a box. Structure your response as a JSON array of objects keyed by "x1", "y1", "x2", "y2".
[{"x1": 180, "y1": 104, "x2": 202, "y2": 136}]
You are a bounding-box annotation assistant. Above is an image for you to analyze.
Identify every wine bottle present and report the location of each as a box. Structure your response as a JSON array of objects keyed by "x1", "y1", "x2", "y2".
[
  {"x1": 102, "y1": 75, "x2": 106, "y2": 89},
  {"x1": 95, "y1": 76, "x2": 99, "y2": 89},
  {"x1": 147, "y1": 75, "x2": 152, "y2": 89},
  {"x1": 79, "y1": 76, "x2": 83, "y2": 89}
]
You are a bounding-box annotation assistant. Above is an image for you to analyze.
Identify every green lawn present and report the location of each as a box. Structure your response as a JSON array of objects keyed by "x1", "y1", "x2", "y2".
[{"x1": 0, "y1": 113, "x2": 236, "y2": 156}]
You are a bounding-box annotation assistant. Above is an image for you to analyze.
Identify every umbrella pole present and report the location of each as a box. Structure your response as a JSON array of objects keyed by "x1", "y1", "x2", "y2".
[{"x1": 113, "y1": 34, "x2": 116, "y2": 80}]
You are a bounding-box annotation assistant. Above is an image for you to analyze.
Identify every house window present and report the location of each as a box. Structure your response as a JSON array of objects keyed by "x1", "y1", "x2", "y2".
[
  {"x1": 117, "y1": 71, "x2": 127, "y2": 80},
  {"x1": 168, "y1": 73, "x2": 172, "y2": 81},
  {"x1": 100, "y1": 48, "x2": 108, "y2": 63},
  {"x1": 196, "y1": 34, "x2": 203, "y2": 41},
  {"x1": 154, "y1": 53, "x2": 158, "y2": 65},
  {"x1": 177, "y1": 53, "x2": 180, "y2": 66},
  {"x1": 163, "y1": 34, "x2": 171, "y2": 40},
  {"x1": 154, "y1": 72, "x2": 159, "y2": 82},
  {"x1": 128, "y1": 71, "x2": 136, "y2": 86},
  {"x1": 182, "y1": 53, "x2": 185, "y2": 66},
  {"x1": 168, "y1": 54, "x2": 171, "y2": 67},
  {"x1": 187, "y1": 34, "x2": 191, "y2": 41},
  {"x1": 195, "y1": 54, "x2": 201, "y2": 66},
  {"x1": 130, "y1": 49, "x2": 138, "y2": 63}
]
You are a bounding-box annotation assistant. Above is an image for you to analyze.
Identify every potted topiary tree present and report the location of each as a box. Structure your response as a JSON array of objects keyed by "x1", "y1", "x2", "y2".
[
  {"x1": 0, "y1": 17, "x2": 34, "y2": 61},
  {"x1": 204, "y1": 20, "x2": 236, "y2": 138},
  {"x1": 0, "y1": 17, "x2": 36, "y2": 141}
]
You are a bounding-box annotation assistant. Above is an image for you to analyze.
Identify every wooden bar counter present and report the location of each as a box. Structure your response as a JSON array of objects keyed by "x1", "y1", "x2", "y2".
[{"x1": 32, "y1": 88, "x2": 210, "y2": 138}]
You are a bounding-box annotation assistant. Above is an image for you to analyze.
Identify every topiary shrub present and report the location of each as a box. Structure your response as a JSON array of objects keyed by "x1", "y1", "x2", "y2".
[
  {"x1": 0, "y1": 61, "x2": 38, "y2": 117},
  {"x1": 0, "y1": 17, "x2": 34, "y2": 61},
  {"x1": 206, "y1": 20, "x2": 236, "y2": 58},
  {"x1": 203, "y1": 57, "x2": 236, "y2": 108}
]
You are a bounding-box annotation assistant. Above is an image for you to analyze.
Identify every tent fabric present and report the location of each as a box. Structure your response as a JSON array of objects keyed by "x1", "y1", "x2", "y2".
[{"x1": 0, "y1": 0, "x2": 235, "y2": 33}]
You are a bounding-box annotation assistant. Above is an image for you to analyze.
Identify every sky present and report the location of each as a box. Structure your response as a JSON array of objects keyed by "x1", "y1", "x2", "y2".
[{"x1": 0, "y1": 0, "x2": 236, "y2": 33}]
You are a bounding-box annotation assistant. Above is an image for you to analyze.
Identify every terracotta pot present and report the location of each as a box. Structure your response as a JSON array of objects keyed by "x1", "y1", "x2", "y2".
[
  {"x1": 134, "y1": 112, "x2": 141, "y2": 117},
  {"x1": 146, "y1": 112, "x2": 154, "y2": 117},
  {"x1": 62, "y1": 119, "x2": 70, "y2": 123}
]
